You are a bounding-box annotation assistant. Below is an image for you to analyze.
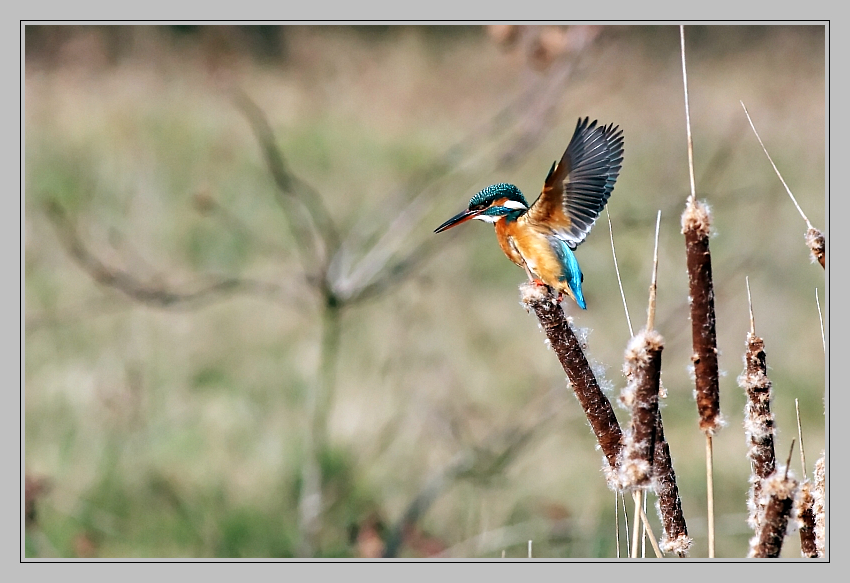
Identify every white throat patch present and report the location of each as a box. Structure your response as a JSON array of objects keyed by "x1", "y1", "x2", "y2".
[{"x1": 473, "y1": 214, "x2": 501, "y2": 223}]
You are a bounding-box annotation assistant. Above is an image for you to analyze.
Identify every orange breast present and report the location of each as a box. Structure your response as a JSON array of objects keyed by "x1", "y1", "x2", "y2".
[{"x1": 495, "y1": 218, "x2": 567, "y2": 293}]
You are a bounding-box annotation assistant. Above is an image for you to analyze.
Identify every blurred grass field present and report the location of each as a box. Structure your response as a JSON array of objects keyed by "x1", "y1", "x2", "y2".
[{"x1": 24, "y1": 25, "x2": 826, "y2": 558}]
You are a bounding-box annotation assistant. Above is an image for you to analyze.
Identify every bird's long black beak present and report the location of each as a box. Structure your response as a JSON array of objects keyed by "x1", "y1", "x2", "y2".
[{"x1": 434, "y1": 209, "x2": 481, "y2": 233}]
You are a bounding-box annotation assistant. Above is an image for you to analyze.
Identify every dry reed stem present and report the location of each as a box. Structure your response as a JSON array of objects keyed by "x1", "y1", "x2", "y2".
[
  {"x1": 705, "y1": 435, "x2": 716, "y2": 558},
  {"x1": 633, "y1": 492, "x2": 664, "y2": 558},
  {"x1": 813, "y1": 452, "x2": 825, "y2": 556},
  {"x1": 620, "y1": 492, "x2": 631, "y2": 557},
  {"x1": 646, "y1": 211, "x2": 661, "y2": 331},
  {"x1": 614, "y1": 492, "x2": 621, "y2": 558},
  {"x1": 816, "y1": 289, "x2": 825, "y2": 352},
  {"x1": 608, "y1": 210, "x2": 633, "y2": 337},
  {"x1": 679, "y1": 26, "x2": 697, "y2": 208},
  {"x1": 739, "y1": 331, "x2": 777, "y2": 533},
  {"x1": 521, "y1": 283, "x2": 623, "y2": 472},
  {"x1": 740, "y1": 101, "x2": 826, "y2": 269},
  {"x1": 631, "y1": 491, "x2": 642, "y2": 558},
  {"x1": 653, "y1": 412, "x2": 692, "y2": 557},
  {"x1": 795, "y1": 399, "x2": 808, "y2": 481},
  {"x1": 749, "y1": 447, "x2": 798, "y2": 558}
]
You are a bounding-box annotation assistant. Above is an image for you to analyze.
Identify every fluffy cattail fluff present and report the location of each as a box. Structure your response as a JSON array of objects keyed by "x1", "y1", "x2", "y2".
[
  {"x1": 738, "y1": 332, "x2": 776, "y2": 533},
  {"x1": 681, "y1": 199, "x2": 722, "y2": 434},
  {"x1": 796, "y1": 480, "x2": 819, "y2": 558},
  {"x1": 812, "y1": 452, "x2": 826, "y2": 556},
  {"x1": 748, "y1": 465, "x2": 798, "y2": 558},
  {"x1": 618, "y1": 329, "x2": 663, "y2": 490}
]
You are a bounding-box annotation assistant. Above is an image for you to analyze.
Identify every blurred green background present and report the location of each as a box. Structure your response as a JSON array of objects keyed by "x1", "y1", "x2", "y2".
[{"x1": 24, "y1": 24, "x2": 826, "y2": 559}]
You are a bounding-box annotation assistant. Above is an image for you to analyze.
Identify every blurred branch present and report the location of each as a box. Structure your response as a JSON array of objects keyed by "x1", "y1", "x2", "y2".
[
  {"x1": 44, "y1": 200, "x2": 298, "y2": 309},
  {"x1": 234, "y1": 91, "x2": 341, "y2": 279},
  {"x1": 298, "y1": 299, "x2": 342, "y2": 556}
]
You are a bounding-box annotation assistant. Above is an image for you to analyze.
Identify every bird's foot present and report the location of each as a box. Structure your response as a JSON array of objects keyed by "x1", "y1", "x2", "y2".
[{"x1": 530, "y1": 279, "x2": 561, "y2": 302}]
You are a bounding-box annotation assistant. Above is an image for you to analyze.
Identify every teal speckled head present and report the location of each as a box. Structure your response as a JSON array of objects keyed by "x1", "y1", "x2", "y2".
[{"x1": 469, "y1": 183, "x2": 528, "y2": 210}]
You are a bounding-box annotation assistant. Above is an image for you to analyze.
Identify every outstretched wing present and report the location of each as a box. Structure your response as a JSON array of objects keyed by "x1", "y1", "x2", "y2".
[{"x1": 525, "y1": 117, "x2": 624, "y2": 249}]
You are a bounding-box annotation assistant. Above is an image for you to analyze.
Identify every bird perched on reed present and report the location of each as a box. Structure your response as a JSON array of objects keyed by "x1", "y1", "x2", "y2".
[{"x1": 435, "y1": 117, "x2": 624, "y2": 309}]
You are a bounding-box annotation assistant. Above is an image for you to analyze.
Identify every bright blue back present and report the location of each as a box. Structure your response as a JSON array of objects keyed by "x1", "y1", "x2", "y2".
[{"x1": 550, "y1": 237, "x2": 586, "y2": 309}]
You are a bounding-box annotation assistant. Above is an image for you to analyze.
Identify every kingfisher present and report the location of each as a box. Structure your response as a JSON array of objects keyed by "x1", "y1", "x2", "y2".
[{"x1": 435, "y1": 117, "x2": 624, "y2": 309}]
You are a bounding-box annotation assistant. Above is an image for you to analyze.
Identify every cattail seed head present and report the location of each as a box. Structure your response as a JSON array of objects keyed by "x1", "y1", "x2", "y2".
[
  {"x1": 748, "y1": 465, "x2": 799, "y2": 558},
  {"x1": 682, "y1": 199, "x2": 722, "y2": 435},
  {"x1": 796, "y1": 480, "x2": 819, "y2": 558},
  {"x1": 805, "y1": 227, "x2": 825, "y2": 268},
  {"x1": 739, "y1": 331, "x2": 777, "y2": 534},
  {"x1": 681, "y1": 198, "x2": 712, "y2": 238},
  {"x1": 653, "y1": 413, "x2": 691, "y2": 556},
  {"x1": 617, "y1": 329, "x2": 663, "y2": 490}
]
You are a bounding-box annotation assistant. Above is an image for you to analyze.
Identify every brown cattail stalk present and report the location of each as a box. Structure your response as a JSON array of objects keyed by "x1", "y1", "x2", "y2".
[
  {"x1": 653, "y1": 413, "x2": 692, "y2": 557},
  {"x1": 682, "y1": 199, "x2": 722, "y2": 434},
  {"x1": 738, "y1": 289, "x2": 777, "y2": 534},
  {"x1": 797, "y1": 480, "x2": 819, "y2": 558},
  {"x1": 812, "y1": 452, "x2": 826, "y2": 556},
  {"x1": 794, "y1": 398, "x2": 819, "y2": 557},
  {"x1": 619, "y1": 329, "x2": 663, "y2": 491},
  {"x1": 741, "y1": 101, "x2": 826, "y2": 269},
  {"x1": 521, "y1": 283, "x2": 622, "y2": 472},
  {"x1": 749, "y1": 445, "x2": 798, "y2": 558}
]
